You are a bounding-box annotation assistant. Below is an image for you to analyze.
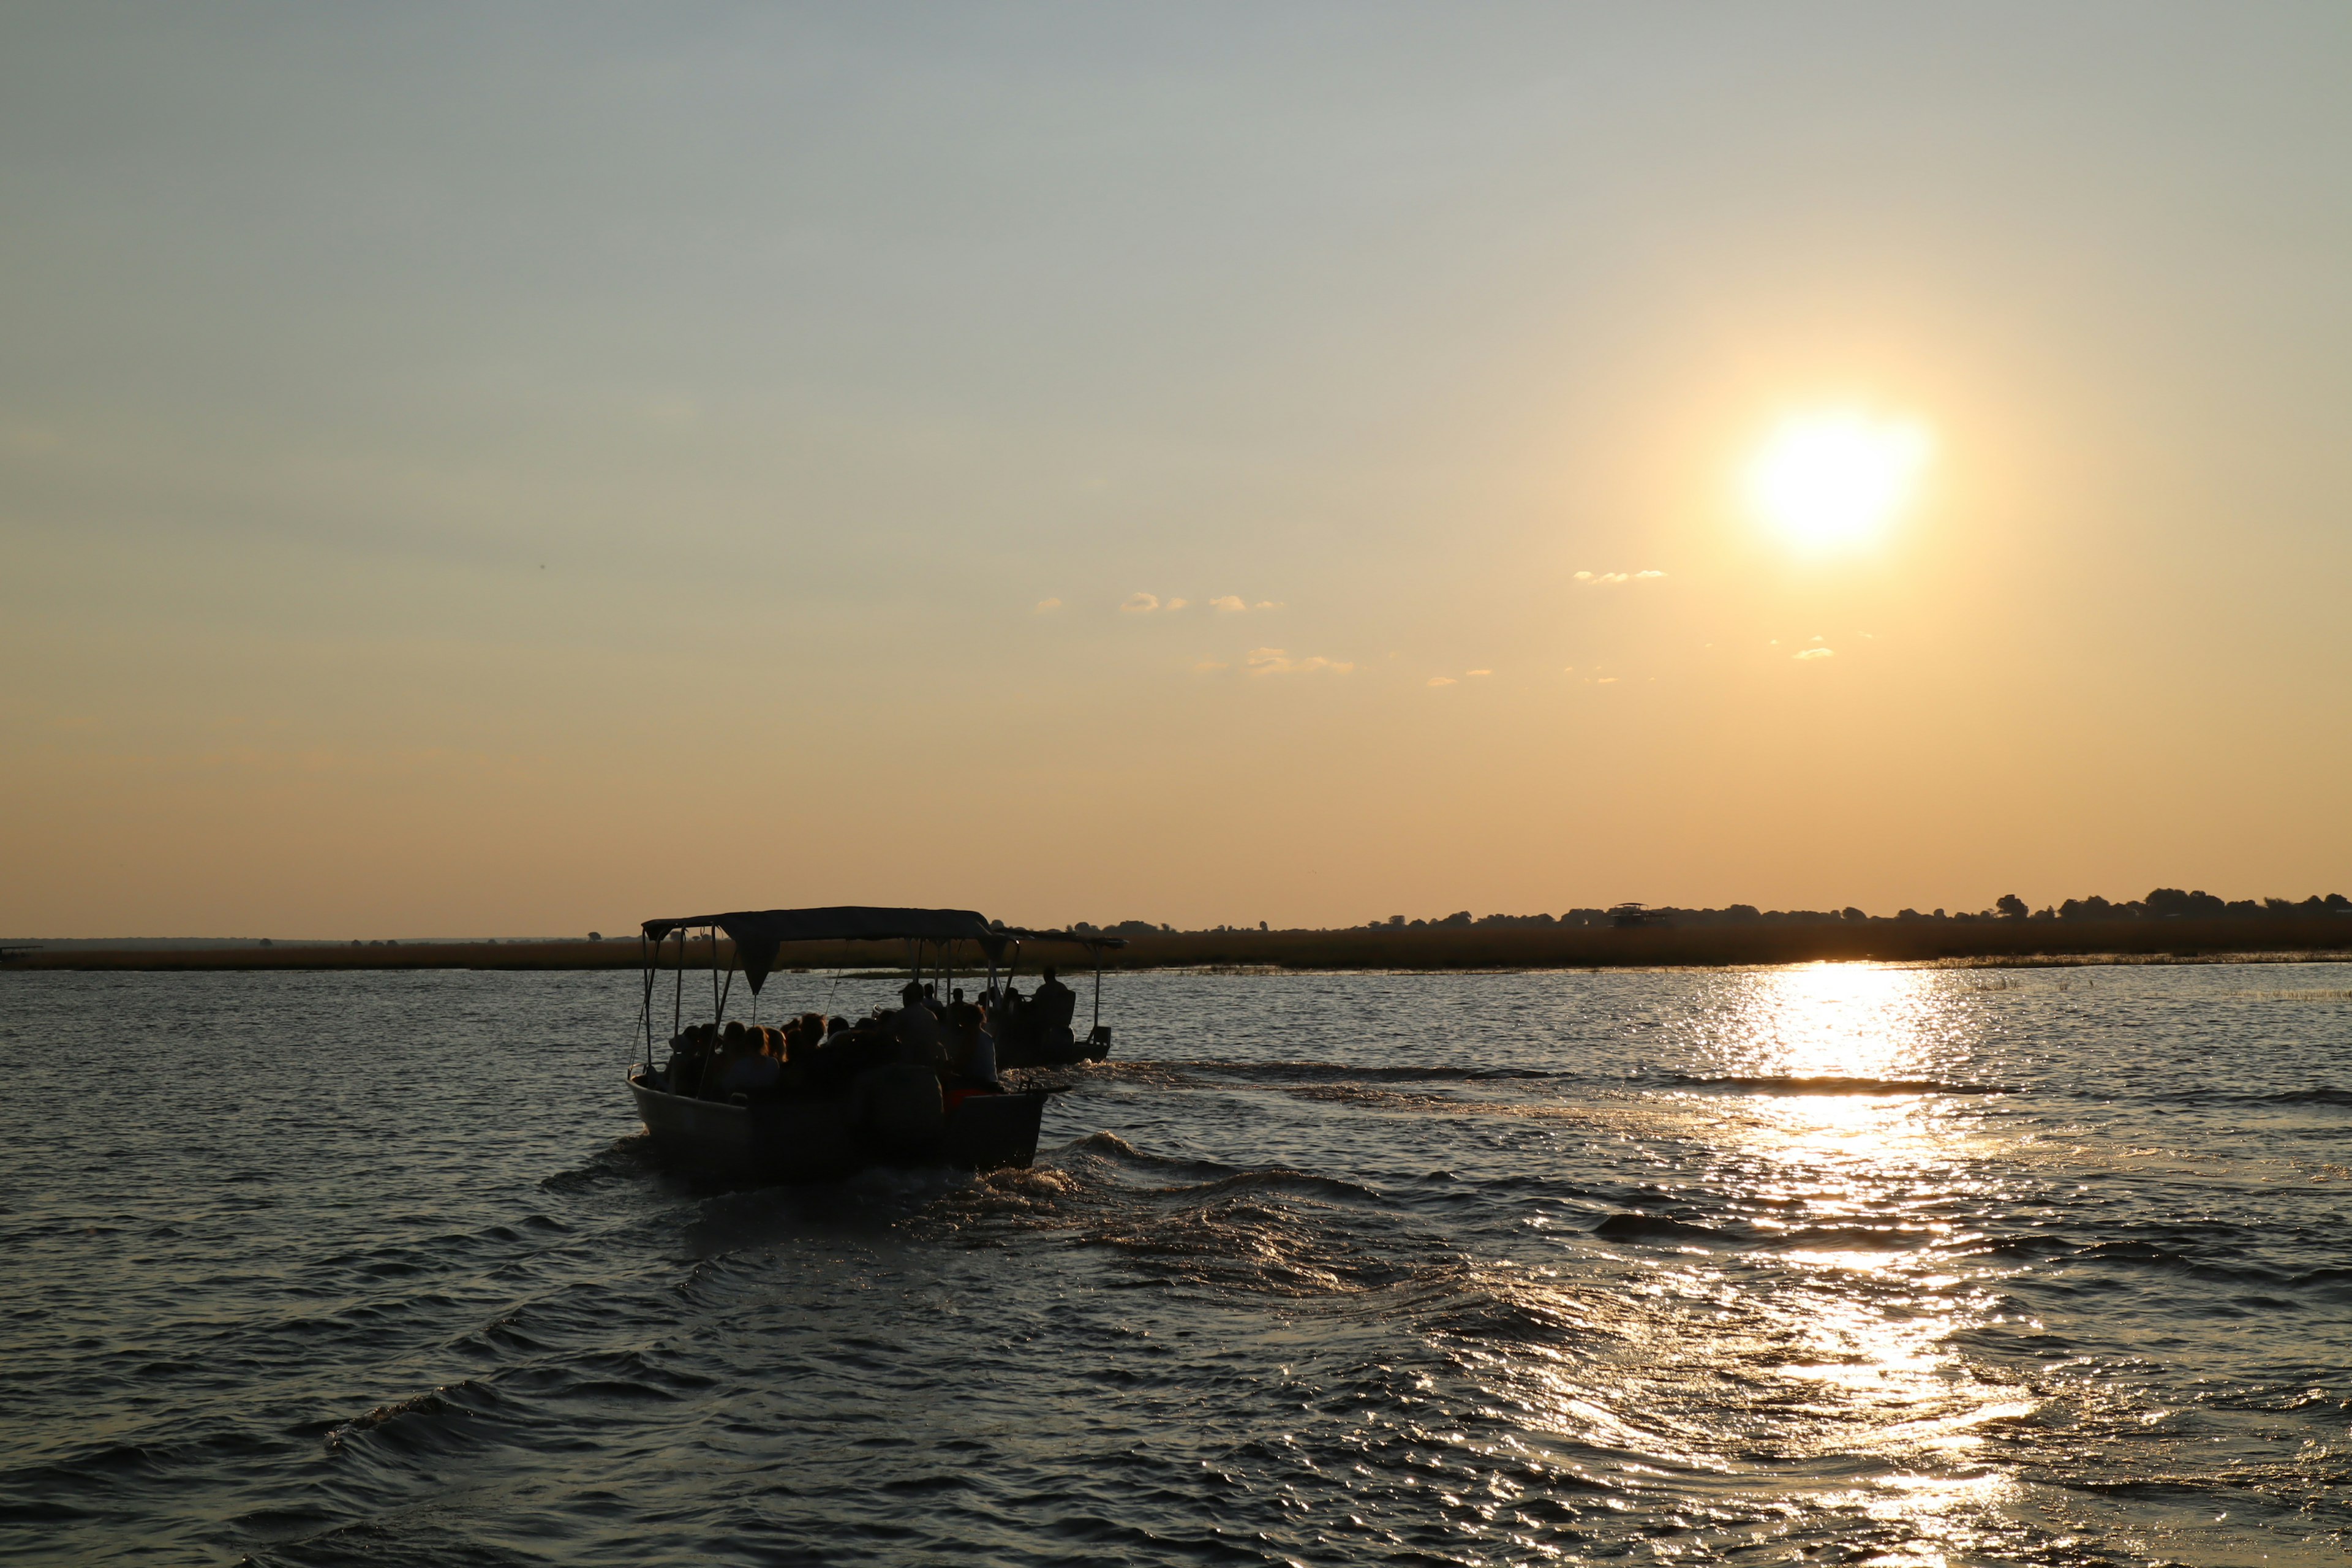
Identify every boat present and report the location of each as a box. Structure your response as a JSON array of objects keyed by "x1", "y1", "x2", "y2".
[{"x1": 623, "y1": 905, "x2": 1125, "y2": 1182}]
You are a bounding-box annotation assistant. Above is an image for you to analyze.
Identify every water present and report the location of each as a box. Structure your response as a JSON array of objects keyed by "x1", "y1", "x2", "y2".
[{"x1": 4, "y1": 963, "x2": 2348, "y2": 1566}]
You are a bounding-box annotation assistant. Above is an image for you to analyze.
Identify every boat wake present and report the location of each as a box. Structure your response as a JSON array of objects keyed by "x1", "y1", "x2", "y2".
[{"x1": 918, "y1": 1131, "x2": 1441, "y2": 1297}]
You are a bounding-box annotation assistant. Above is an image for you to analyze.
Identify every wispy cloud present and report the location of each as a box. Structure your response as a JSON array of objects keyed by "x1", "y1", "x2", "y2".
[
  {"x1": 1574, "y1": 570, "x2": 1667, "y2": 587},
  {"x1": 1247, "y1": 647, "x2": 1352, "y2": 676},
  {"x1": 1120, "y1": 592, "x2": 1159, "y2": 613},
  {"x1": 1208, "y1": 595, "x2": 1246, "y2": 614},
  {"x1": 1794, "y1": 647, "x2": 1834, "y2": 661},
  {"x1": 1466, "y1": 668, "x2": 1491, "y2": 677},
  {"x1": 1164, "y1": 597, "x2": 1189, "y2": 612},
  {"x1": 1034, "y1": 597, "x2": 1061, "y2": 614},
  {"x1": 1254, "y1": 600, "x2": 1284, "y2": 611},
  {"x1": 1427, "y1": 676, "x2": 1456, "y2": 687}
]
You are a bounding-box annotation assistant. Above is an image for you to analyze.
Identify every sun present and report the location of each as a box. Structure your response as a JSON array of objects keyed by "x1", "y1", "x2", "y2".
[{"x1": 1747, "y1": 410, "x2": 1932, "y2": 549}]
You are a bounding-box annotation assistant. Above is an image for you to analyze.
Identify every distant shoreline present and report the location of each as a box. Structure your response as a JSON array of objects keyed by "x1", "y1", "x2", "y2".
[{"x1": 6, "y1": 918, "x2": 2350, "y2": 974}]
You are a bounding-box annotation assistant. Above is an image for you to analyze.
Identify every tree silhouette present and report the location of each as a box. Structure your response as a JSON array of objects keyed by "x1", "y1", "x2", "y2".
[{"x1": 1995, "y1": 893, "x2": 2029, "y2": 920}]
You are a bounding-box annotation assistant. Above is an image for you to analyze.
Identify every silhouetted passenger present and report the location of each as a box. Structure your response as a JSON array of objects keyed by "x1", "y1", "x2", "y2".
[
  {"x1": 662, "y1": 1030, "x2": 698, "y2": 1092},
  {"x1": 892, "y1": 990, "x2": 944, "y2": 1068},
  {"x1": 1035, "y1": 967, "x2": 1077, "y2": 1030},
  {"x1": 722, "y1": 1043, "x2": 780, "y2": 1095},
  {"x1": 968, "y1": 1011, "x2": 1000, "y2": 1087}
]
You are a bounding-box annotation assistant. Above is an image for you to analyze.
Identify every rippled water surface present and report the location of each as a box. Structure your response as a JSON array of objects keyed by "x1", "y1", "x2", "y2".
[{"x1": 5, "y1": 963, "x2": 2350, "y2": 1566}]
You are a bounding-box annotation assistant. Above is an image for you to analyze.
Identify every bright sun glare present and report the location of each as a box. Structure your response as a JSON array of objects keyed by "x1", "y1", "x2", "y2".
[{"x1": 1748, "y1": 410, "x2": 1932, "y2": 549}]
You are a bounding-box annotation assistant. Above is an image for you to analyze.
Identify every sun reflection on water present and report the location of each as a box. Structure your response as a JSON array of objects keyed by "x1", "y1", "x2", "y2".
[
  {"x1": 1474, "y1": 965, "x2": 2041, "y2": 1562},
  {"x1": 1723, "y1": 961, "x2": 1951, "y2": 1082},
  {"x1": 1707, "y1": 967, "x2": 2028, "y2": 1560}
]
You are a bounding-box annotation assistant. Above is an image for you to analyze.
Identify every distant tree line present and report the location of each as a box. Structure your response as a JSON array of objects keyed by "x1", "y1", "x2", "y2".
[{"x1": 1069, "y1": 891, "x2": 2352, "y2": 936}]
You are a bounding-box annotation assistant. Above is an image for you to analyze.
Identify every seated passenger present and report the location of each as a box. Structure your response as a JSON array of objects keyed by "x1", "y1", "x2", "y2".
[
  {"x1": 968, "y1": 1014, "x2": 1000, "y2": 1088},
  {"x1": 721, "y1": 1044, "x2": 780, "y2": 1095},
  {"x1": 995, "y1": 983, "x2": 1038, "y2": 1050},
  {"x1": 892, "y1": 992, "x2": 944, "y2": 1067}
]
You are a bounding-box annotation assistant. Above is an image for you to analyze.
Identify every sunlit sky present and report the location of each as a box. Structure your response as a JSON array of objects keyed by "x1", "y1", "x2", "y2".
[{"x1": 4, "y1": 4, "x2": 2348, "y2": 937}]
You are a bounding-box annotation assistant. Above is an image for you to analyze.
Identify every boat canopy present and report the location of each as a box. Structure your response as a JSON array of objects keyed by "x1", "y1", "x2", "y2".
[{"x1": 638, "y1": 906, "x2": 1125, "y2": 995}]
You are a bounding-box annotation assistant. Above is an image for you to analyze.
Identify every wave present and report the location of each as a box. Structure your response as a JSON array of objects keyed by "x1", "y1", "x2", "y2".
[
  {"x1": 2143, "y1": 1085, "x2": 2352, "y2": 1109},
  {"x1": 323, "y1": 1381, "x2": 496, "y2": 1454},
  {"x1": 1590, "y1": 1213, "x2": 1952, "y2": 1252},
  {"x1": 538, "y1": 1134, "x2": 663, "y2": 1191},
  {"x1": 1664, "y1": 1073, "x2": 2013, "y2": 1096},
  {"x1": 2252, "y1": 1086, "x2": 2352, "y2": 1107},
  {"x1": 1592, "y1": 1212, "x2": 1729, "y2": 1244}
]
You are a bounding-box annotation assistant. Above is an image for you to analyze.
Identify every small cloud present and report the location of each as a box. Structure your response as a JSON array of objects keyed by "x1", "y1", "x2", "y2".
[
  {"x1": 1575, "y1": 570, "x2": 1665, "y2": 588},
  {"x1": 1594, "y1": 676, "x2": 1619, "y2": 685},
  {"x1": 1427, "y1": 676, "x2": 1457, "y2": 687},
  {"x1": 1635, "y1": 570, "x2": 1665, "y2": 580},
  {"x1": 1562, "y1": 666, "x2": 1575, "y2": 674},
  {"x1": 1247, "y1": 647, "x2": 1352, "y2": 676},
  {"x1": 1033, "y1": 598, "x2": 1061, "y2": 614},
  {"x1": 1466, "y1": 669, "x2": 1491, "y2": 677},
  {"x1": 1121, "y1": 592, "x2": 1159, "y2": 614},
  {"x1": 1794, "y1": 647, "x2": 1834, "y2": 661},
  {"x1": 1194, "y1": 660, "x2": 1229, "y2": 673},
  {"x1": 1810, "y1": 634, "x2": 1825, "y2": 643},
  {"x1": 1164, "y1": 598, "x2": 1189, "y2": 612},
  {"x1": 1208, "y1": 595, "x2": 1248, "y2": 614},
  {"x1": 1254, "y1": 600, "x2": 1284, "y2": 611}
]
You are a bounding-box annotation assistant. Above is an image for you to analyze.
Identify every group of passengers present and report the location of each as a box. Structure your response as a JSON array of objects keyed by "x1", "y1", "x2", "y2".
[{"x1": 654, "y1": 967, "x2": 1080, "y2": 1102}]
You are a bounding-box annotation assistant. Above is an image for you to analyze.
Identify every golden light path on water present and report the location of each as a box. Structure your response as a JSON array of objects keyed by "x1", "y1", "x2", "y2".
[{"x1": 1459, "y1": 966, "x2": 2042, "y2": 1564}]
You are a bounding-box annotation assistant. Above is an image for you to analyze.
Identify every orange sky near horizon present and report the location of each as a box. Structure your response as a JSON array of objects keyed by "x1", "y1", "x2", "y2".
[{"x1": 3, "y1": 5, "x2": 2348, "y2": 938}]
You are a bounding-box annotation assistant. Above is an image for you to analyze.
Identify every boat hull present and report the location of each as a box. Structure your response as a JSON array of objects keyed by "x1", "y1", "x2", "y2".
[{"x1": 627, "y1": 1071, "x2": 1049, "y2": 1183}]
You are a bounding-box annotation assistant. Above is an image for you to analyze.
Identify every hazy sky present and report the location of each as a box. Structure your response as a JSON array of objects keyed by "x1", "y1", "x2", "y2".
[{"x1": 4, "y1": 3, "x2": 2347, "y2": 937}]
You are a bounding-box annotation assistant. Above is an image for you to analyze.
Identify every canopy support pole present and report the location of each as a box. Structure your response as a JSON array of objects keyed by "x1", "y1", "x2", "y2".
[
  {"x1": 715, "y1": 929, "x2": 735, "y2": 1022},
  {"x1": 638, "y1": 930, "x2": 657, "y2": 1071}
]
